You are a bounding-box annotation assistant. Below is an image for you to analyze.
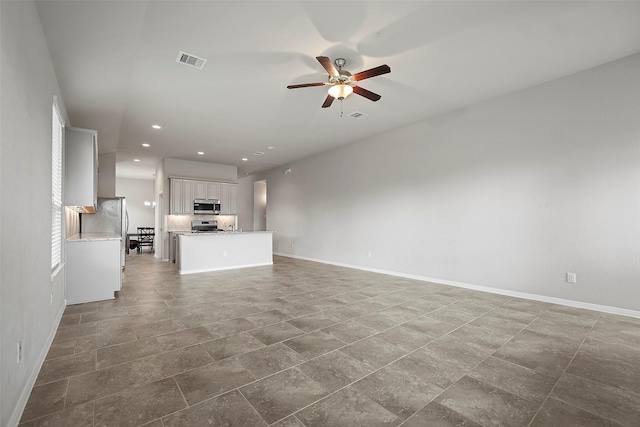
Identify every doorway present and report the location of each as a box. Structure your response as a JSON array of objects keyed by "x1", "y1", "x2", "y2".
[
  {"x1": 155, "y1": 191, "x2": 163, "y2": 258},
  {"x1": 253, "y1": 180, "x2": 267, "y2": 231}
]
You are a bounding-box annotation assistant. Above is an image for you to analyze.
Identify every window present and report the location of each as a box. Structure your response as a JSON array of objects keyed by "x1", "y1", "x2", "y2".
[{"x1": 51, "y1": 102, "x2": 63, "y2": 270}]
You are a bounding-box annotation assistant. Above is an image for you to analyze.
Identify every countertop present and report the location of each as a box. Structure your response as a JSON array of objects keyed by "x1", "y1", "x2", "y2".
[
  {"x1": 171, "y1": 230, "x2": 275, "y2": 235},
  {"x1": 66, "y1": 232, "x2": 122, "y2": 242}
]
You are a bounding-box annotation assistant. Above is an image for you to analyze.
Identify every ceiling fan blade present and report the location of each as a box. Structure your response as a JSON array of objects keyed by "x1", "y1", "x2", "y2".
[
  {"x1": 353, "y1": 86, "x2": 382, "y2": 102},
  {"x1": 287, "y1": 82, "x2": 325, "y2": 89},
  {"x1": 353, "y1": 64, "x2": 391, "y2": 81},
  {"x1": 316, "y1": 56, "x2": 339, "y2": 77},
  {"x1": 321, "y1": 95, "x2": 335, "y2": 108}
]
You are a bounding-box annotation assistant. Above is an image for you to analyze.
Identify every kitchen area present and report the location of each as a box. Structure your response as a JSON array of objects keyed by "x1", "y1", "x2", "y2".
[
  {"x1": 63, "y1": 128, "x2": 272, "y2": 305},
  {"x1": 166, "y1": 177, "x2": 273, "y2": 274}
]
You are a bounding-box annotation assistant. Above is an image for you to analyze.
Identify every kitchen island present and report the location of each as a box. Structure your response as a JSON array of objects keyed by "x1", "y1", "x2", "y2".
[{"x1": 177, "y1": 231, "x2": 273, "y2": 274}]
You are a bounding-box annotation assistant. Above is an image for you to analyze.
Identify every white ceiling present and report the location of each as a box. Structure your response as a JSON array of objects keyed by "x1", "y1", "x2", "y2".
[{"x1": 35, "y1": 1, "x2": 640, "y2": 180}]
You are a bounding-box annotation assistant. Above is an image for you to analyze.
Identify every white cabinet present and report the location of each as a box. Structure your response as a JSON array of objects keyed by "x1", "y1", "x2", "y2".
[
  {"x1": 195, "y1": 180, "x2": 220, "y2": 200},
  {"x1": 170, "y1": 178, "x2": 194, "y2": 214},
  {"x1": 206, "y1": 181, "x2": 221, "y2": 200},
  {"x1": 220, "y1": 183, "x2": 238, "y2": 215},
  {"x1": 171, "y1": 178, "x2": 236, "y2": 215},
  {"x1": 65, "y1": 127, "x2": 98, "y2": 212},
  {"x1": 66, "y1": 237, "x2": 121, "y2": 304},
  {"x1": 182, "y1": 180, "x2": 194, "y2": 214},
  {"x1": 193, "y1": 181, "x2": 207, "y2": 200},
  {"x1": 171, "y1": 179, "x2": 183, "y2": 214}
]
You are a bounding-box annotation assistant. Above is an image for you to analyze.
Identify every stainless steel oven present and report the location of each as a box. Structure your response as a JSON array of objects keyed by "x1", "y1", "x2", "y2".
[{"x1": 193, "y1": 199, "x2": 220, "y2": 215}]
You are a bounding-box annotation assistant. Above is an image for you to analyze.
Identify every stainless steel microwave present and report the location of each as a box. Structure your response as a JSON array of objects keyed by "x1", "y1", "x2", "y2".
[{"x1": 193, "y1": 199, "x2": 220, "y2": 215}]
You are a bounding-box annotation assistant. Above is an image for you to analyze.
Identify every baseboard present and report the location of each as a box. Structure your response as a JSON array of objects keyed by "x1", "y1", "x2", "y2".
[
  {"x1": 7, "y1": 301, "x2": 66, "y2": 427},
  {"x1": 274, "y1": 252, "x2": 640, "y2": 319},
  {"x1": 179, "y1": 261, "x2": 273, "y2": 275}
]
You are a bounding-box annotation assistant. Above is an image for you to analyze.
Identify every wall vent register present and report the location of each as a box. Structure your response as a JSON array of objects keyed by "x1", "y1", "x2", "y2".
[{"x1": 176, "y1": 51, "x2": 207, "y2": 70}]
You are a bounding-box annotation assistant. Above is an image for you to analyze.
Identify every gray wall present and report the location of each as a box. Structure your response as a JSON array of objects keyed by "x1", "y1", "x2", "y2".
[
  {"x1": 248, "y1": 53, "x2": 640, "y2": 314},
  {"x1": 1, "y1": 2, "x2": 69, "y2": 425},
  {"x1": 116, "y1": 177, "x2": 155, "y2": 232},
  {"x1": 98, "y1": 152, "x2": 117, "y2": 198},
  {"x1": 237, "y1": 175, "x2": 255, "y2": 231}
]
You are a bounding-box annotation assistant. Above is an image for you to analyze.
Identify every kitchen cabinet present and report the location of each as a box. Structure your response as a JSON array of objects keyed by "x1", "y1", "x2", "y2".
[
  {"x1": 220, "y1": 183, "x2": 238, "y2": 215},
  {"x1": 183, "y1": 180, "x2": 194, "y2": 214},
  {"x1": 206, "y1": 181, "x2": 221, "y2": 200},
  {"x1": 170, "y1": 178, "x2": 194, "y2": 214},
  {"x1": 194, "y1": 180, "x2": 220, "y2": 200},
  {"x1": 66, "y1": 234, "x2": 121, "y2": 303},
  {"x1": 65, "y1": 127, "x2": 98, "y2": 212},
  {"x1": 171, "y1": 179, "x2": 183, "y2": 214},
  {"x1": 171, "y1": 178, "x2": 236, "y2": 215},
  {"x1": 193, "y1": 181, "x2": 207, "y2": 200}
]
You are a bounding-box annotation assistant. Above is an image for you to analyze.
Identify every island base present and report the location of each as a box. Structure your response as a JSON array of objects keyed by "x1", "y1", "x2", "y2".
[{"x1": 178, "y1": 232, "x2": 273, "y2": 275}]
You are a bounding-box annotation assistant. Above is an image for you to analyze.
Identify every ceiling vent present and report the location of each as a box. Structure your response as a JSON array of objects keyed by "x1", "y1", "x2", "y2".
[
  {"x1": 176, "y1": 51, "x2": 207, "y2": 70},
  {"x1": 348, "y1": 111, "x2": 368, "y2": 119}
]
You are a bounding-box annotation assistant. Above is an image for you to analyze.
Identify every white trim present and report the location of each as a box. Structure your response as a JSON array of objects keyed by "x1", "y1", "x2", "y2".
[
  {"x1": 179, "y1": 261, "x2": 273, "y2": 275},
  {"x1": 8, "y1": 301, "x2": 66, "y2": 427},
  {"x1": 274, "y1": 252, "x2": 640, "y2": 319},
  {"x1": 50, "y1": 262, "x2": 65, "y2": 282}
]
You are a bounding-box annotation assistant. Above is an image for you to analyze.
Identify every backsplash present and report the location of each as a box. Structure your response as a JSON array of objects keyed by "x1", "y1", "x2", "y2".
[{"x1": 166, "y1": 214, "x2": 237, "y2": 232}]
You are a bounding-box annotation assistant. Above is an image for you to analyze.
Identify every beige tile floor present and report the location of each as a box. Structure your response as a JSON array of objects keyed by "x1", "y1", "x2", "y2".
[{"x1": 20, "y1": 253, "x2": 640, "y2": 426}]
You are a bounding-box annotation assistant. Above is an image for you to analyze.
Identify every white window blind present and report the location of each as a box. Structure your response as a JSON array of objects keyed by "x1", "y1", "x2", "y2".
[{"x1": 51, "y1": 103, "x2": 63, "y2": 270}]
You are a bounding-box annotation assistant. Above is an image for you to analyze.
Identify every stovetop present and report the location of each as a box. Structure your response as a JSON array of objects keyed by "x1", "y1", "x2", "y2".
[{"x1": 191, "y1": 219, "x2": 218, "y2": 232}]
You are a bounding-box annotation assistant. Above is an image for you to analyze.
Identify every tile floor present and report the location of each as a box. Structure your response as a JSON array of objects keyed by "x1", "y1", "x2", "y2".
[{"x1": 20, "y1": 253, "x2": 640, "y2": 426}]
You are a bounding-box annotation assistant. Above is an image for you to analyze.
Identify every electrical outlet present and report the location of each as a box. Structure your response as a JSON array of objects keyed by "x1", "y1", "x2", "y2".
[
  {"x1": 367, "y1": 251, "x2": 372, "y2": 258},
  {"x1": 222, "y1": 250, "x2": 228, "y2": 258},
  {"x1": 566, "y1": 272, "x2": 577, "y2": 284},
  {"x1": 291, "y1": 242, "x2": 294, "y2": 249},
  {"x1": 17, "y1": 340, "x2": 22, "y2": 363}
]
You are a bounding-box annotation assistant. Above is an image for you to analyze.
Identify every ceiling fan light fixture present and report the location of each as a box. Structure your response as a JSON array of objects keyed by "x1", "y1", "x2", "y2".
[{"x1": 328, "y1": 84, "x2": 353, "y2": 100}]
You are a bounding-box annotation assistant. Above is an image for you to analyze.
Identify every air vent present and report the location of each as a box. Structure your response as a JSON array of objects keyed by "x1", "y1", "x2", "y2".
[
  {"x1": 176, "y1": 51, "x2": 207, "y2": 70},
  {"x1": 348, "y1": 111, "x2": 368, "y2": 119}
]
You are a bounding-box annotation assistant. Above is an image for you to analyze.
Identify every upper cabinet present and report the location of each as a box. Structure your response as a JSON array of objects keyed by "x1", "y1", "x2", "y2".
[
  {"x1": 170, "y1": 178, "x2": 236, "y2": 215},
  {"x1": 220, "y1": 183, "x2": 238, "y2": 215},
  {"x1": 182, "y1": 180, "x2": 194, "y2": 215},
  {"x1": 206, "y1": 182, "x2": 221, "y2": 200},
  {"x1": 171, "y1": 178, "x2": 195, "y2": 214},
  {"x1": 193, "y1": 180, "x2": 221, "y2": 201},
  {"x1": 193, "y1": 180, "x2": 206, "y2": 200},
  {"x1": 65, "y1": 127, "x2": 98, "y2": 213}
]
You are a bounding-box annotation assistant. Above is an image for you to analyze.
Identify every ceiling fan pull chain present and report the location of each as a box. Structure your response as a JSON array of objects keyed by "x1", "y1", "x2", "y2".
[{"x1": 340, "y1": 99, "x2": 344, "y2": 118}]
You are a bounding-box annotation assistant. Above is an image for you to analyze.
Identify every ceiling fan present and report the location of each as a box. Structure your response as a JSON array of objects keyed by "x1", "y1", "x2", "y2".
[{"x1": 287, "y1": 56, "x2": 391, "y2": 108}]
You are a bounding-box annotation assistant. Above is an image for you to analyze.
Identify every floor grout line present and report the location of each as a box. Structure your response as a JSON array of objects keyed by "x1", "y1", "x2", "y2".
[{"x1": 26, "y1": 255, "x2": 634, "y2": 426}]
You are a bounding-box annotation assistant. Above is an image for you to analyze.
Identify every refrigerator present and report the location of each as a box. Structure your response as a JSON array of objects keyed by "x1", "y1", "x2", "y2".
[{"x1": 81, "y1": 197, "x2": 129, "y2": 269}]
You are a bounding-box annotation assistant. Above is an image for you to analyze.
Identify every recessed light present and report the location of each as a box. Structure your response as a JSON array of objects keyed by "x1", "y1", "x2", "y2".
[
  {"x1": 134, "y1": 159, "x2": 140, "y2": 162},
  {"x1": 267, "y1": 146, "x2": 275, "y2": 150},
  {"x1": 197, "y1": 151, "x2": 204, "y2": 155},
  {"x1": 253, "y1": 151, "x2": 264, "y2": 156},
  {"x1": 142, "y1": 143, "x2": 150, "y2": 147},
  {"x1": 151, "y1": 124, "x2": 162, "y2": 129},
  {"x1": 241, "y1": 158, "x2": 248, "y2": 161}
]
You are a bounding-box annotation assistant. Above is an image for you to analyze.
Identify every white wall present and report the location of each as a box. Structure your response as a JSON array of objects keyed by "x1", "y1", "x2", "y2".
[
  {"x1": 98, "y1": 152, "x2": 116, "y2": 197},
  {"x1": 237, "y1": 175, "x2": 255, "y2": 231},
  {"x1": 1, "y1": 2, "x2": 69, "y2": 425},
  {"x1": 253, "y1": 53, "x2": 640, "y2": 314},
  {"x1": 253, "y1": 180, "x2": 267, "y2": 231},
  {"x1": 116, "y1": 177, "x2": 154, "y2": 232},
  {"x1": 164, "y1": 158, "x2": 237, "y2": 182}
]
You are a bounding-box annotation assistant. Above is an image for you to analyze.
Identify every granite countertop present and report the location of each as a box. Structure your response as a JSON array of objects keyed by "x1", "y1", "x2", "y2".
[
  {"x1": 175, "y1": 230, "x2": 275, "y2": 235},
  {"x1": 66, "y1": 232, "x2": 122, "y2": 242}
]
